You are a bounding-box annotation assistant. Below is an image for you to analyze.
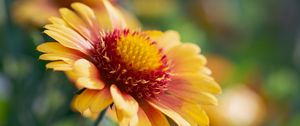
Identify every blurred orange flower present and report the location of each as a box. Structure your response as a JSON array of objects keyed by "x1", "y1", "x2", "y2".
[
  {"x1": 36, "y1": 0, "x2": 221, "y2": 125},
  {"x1": 12, "y1": 0, "x2": 140, "y2": 28}
]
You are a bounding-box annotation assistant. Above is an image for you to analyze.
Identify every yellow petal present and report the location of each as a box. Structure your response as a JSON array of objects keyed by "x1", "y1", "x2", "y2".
[
  {"x1": 48, "y1": 17, "x2": 67, "y2": 26},
  {"x1": 46, "y1": 61, "x2": 72, "y2": 71},
  {"x1": 44, "y1": 24, "x2": 93, "y2": 52},
  {"x1": 144, "y1": 30, "x2": 163, "y2": 40},
  {"x1": 147, "y1": 98, "x2": 190, "y2": 126},
  {"x1": 71, "y1": 3, "x2": 100, "y2": 43},
  {"x1": 172, "y1": 73, "x2": 221, "y2": 94},
  {"x1": 39, "y1": 54, "x2": 76, "y2": 64},
  {"x1": 115, "y1": 106, "x2": 138, "y2": 126},
  {"x1": 110, "y1": 84, "x2": 138, "y2": 117},
  {"x1": 154, "y1": 30, "x2": 181, "y2": 51},
  {"x1": 72, "y1": 87, "x2": 112, "y2": 118},
  {"x1": 140, "y1": 101, "x2": 170, "y2": 126},
  {"x1": 73, "y1": 59, "x2": 105, "y2": 90},
  {"x1": 179, "y1": 103, "x2": 209, "y2": 126},
  {"x1": 90, "y1": 86, "x2": 112, "y2": 113},
  {"x1": 136, "y1": 108, "x2": 151, "y2": 126},
  {"x1": 82, "y1": 108, "x2": 99, "y2": 120},
  {"x1": 103, "y1": 0, "x2": 127, "y2": 29},
  {"x1": 37, "y1": 42, "x2": 80, "y2": 54},
  {"x1": 72, "y1": 89, "x2": 98, "y2": 113},
  {"x1": 167, "y1": 43, "x2": 207, "y2": 73},
  {"x1": 168, "y1": 83, "x2": 218, "y2": 105},
  {"x1": 59, "y1": 8, "x2": 97, "y2": 43}
]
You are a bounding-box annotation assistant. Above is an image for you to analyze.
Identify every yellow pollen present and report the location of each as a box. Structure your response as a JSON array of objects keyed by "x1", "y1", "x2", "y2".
[{"x1": 116, "y1": 34, "x2": 162, "y2": 71}]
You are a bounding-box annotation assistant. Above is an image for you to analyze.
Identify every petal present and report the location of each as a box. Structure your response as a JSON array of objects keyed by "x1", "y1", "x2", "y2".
[
  {"x1": 39, "y1": 54, "x2": 76, "y2": 64},
  {"x1": 136, "y1": 107, "x2": 151, "y2": 126},
  {"x1": 59, "y1": 8, "x2": 98, "y2": 43},
  {"x1": 44, "y1": 24, "x2": 93, "y2": 55},
  {"x1": 73, "y1": 59, "x2": 105, "y2": 89},
  {"x1": 37, "y1": 42, "x2": 83, "y2": 56},
  {"x1": 179, "y1": 102, "x2": 209, "y2": 126},
  {"x1": 110, "y1": 84, "x2": 138, "y2": 117},
  {"x1": 72, "y1": 89, "x2": 98, "y2": 113},
  {"x1": 169, "y1": 86, "x2": 219, "y2": 105},
  {"x1": 71, "y1": 3, "x2": 100, "y2": 43},
  {"x1": 72, "y1": 87, "x2": 112, "y2": 115},
  {"x1": 149, "y1": 94, "x2": 209, "y2": 126},
  {"x1": 46, "y1": 61, "x2": 72, "y2": 71},
  {"x1": 171, "y1": 73, "x2": 221, "y2": 94},
  {"x1": 48, "y1": 17, "x2": 67, "y2": 26},
  {"x1": 90, "y1": 86, "x2": 112, "y2": 113},
  {"x1": 82, "y1": 108, "x2": 99, "y2": 120},
  {"x1": 140, "y1": 101, "x2": 170, "y2": 126},
  {"x1": 167, "y1": 43, "x2": 207, "y2": 73},
  {"x1": 147, "y1": 97, "x2": 190, "y2": 126},
  {"x1": 103, "y1": 0, "x2": 127, "y2": 29},
  {"x1": 115, "y1": 106, "x2": 138, "y2": 126},
  {"x1": 154, "y1": 30, "x2": 181, "y2": 51}
]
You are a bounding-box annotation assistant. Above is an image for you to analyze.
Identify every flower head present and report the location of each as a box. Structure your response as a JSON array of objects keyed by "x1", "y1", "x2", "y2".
[{"x1": 37, "y1": 0, "x2": 221, "y2": 125}]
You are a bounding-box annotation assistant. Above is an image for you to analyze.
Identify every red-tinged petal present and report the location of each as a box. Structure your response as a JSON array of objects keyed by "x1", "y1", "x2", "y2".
[
  {"x1": 169, "y1": 87, "x2": 218, "y2": 106},
  {"x1": 46, "y1": 61, "x2": 72, "y2": 71},
  {"x1": 71, "y1": 3, "x2": 100, "y2": 43},
  {"x1": 73, "y1": 59, "x2": 105, "y2": 89},
  {"x1": 136, "y1": 107, "x2": 151, "y2": 126},
  {"x1": 170, "y1": 73, "x2": 221, "y2": 94},
  {"x1": 110, "y1": 84, "x2": 138, "y2": 117},
  {"x1": 103, "y1": 0, "x2": 127, "y2": 29},
  {"x1": 147, "y1": 97, "x2": 190, "y2": 126},
  {"x1": 140, "y1": 101, "x2": 170, "y2": 126}
]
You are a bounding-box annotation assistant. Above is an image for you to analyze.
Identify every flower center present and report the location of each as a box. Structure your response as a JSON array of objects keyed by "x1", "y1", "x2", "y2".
[
  {"x1": 116, "y1": 33, "x2": 162, "y2": 71},
  {"x1": 92, "y1": 29, "x2": 171, "y2": 99}
]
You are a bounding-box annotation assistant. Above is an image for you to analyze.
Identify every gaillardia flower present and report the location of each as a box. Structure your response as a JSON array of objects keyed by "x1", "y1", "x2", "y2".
[{"x1": 37, "y1": 1, "x2": 221, "y2": 126}]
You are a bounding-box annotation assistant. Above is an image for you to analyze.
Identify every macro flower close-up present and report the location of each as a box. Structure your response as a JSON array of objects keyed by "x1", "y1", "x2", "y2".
[
  {"x1": 36, "y1": 0, "x2": 221, "y2": 125},
  {"x1": 2, "y1": 0, "x2": 300, "y2": 126}
]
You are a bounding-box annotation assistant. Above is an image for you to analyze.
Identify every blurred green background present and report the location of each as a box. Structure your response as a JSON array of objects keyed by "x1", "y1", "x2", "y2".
[{"x1": 1, "y1": 0, "x2": 300, "y2": 126}]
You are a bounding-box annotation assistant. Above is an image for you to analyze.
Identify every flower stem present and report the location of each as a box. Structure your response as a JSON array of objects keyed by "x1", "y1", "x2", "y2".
[{"x1": 93, "y1": 108, "x2": 108, "y2": 126}]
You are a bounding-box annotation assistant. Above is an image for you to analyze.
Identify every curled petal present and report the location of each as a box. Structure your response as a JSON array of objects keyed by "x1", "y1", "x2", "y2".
[
  {"x1": 73, "y1": 59, "x2": 105, "y2": 89},
  {"x1": 110, "y1": 84, "x2": 138, "y2": 117},
  {"x1": 72, "y1": 87, "x2": 112, "y2": 114}
]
